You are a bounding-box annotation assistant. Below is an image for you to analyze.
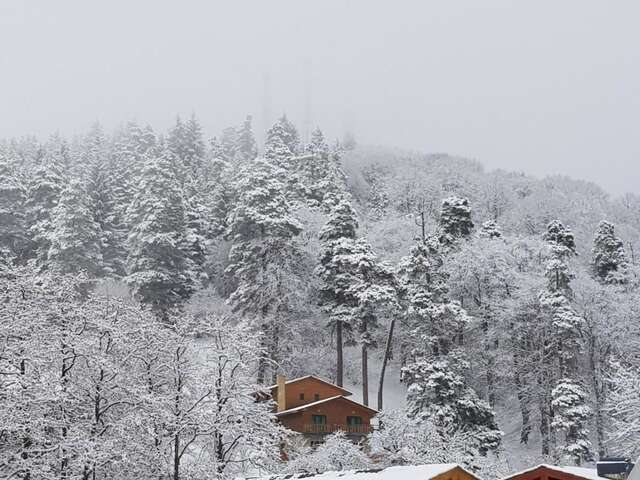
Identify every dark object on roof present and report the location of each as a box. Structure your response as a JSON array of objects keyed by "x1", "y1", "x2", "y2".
[{"x1": 597, "y1": 458, "x2": 635, "y2": 479}]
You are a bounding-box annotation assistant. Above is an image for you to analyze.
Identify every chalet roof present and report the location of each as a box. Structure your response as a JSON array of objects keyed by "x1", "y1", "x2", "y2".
[
  {"x1": 501, "y1": 465, "x2": 607, "y2": 480},
  {"x1": 275, "y1": 395, "x2": 378, "y2": 417},
  {"x1": 267, "y1": 375, "x2": 353, "y2": 396},
  {"x1": 258, "y1": 463, "x2": 476, "y2": 480}
]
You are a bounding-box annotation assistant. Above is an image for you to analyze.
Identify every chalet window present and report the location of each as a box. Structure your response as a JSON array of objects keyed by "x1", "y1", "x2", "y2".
[
  {"x1": 299, "y1": 393, "x2": 304, "y2": 400},
  {"x1": 312, "y1": 415, "x2": 326, "y2": 425},
  {"x1": 346, "y1": 416, "x2": 362, "y2": 426},
  {"x1": 314, "y1": 393, "x2": 320, "y2": 401}
]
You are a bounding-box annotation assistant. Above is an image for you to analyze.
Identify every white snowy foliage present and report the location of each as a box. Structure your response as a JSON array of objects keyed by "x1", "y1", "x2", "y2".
[
  {"x1": 551, "y1": 379, "x2": 593, "y2": 464},
  {"x1": 605, "y1": 362, "x2": 640, "y2": 457},
  {"x1": 285, "y1": 431, "x2": 371, "y2": 474}
]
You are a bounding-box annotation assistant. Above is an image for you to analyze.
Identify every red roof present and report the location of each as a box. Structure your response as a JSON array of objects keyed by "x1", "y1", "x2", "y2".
[
  {"x1": 267, "y1": 375, "x2": 353, "y2": 396},
  {"x1": 275, "y1": 394, "x2": 378, "y2": 417}
]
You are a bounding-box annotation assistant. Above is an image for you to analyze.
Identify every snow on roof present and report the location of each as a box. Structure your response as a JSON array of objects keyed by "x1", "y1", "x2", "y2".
[
  {"x1": 267, "y1": 375, "x2": 353, "y2": 396},
  {"x1": 275, "y1": 395, "x2": 378, "y2": 417},
  {"x1": 258, "y1": 463, "x2": 468, "y2": 480},
  {"x1": 629, "y1": 461, "x2": 640, "y2": 480},
  {"x1": 557, "y1": 466, "x2": 607, "y2": 480},
  {"x1": 502, "y1": 464, "x2": 607, "y2": 480}
]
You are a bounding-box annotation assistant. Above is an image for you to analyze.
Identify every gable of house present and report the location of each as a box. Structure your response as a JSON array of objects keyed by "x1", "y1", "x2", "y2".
[
  {"x1": 502, "y1": 465, "x2": 608, "y2": 480},
  {"x1": 270, "y1": 375, "x2": 352, "y2": 410}
]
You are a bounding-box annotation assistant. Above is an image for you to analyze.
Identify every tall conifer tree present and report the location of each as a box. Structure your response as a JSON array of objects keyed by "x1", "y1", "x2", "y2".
[{"x1": 125, "y1": 145, "x2": 194, "y2": 320}]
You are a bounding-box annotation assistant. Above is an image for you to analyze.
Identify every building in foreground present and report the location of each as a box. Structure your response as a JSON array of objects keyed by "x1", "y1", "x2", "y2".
[
  {"x1": 259, "y1": 463, "x2": 479, "y2": 480},
  {"x1": 256, "y1": 375, "x2": 377, "y2": 445},
  {"x1": 501, "y1": 465, "x2": 608, "y2": 480}
]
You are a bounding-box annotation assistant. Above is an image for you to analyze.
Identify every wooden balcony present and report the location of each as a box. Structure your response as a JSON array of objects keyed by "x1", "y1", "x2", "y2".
[{"x1": 303, "y1": 424, "x2": 373, "y2": 434}]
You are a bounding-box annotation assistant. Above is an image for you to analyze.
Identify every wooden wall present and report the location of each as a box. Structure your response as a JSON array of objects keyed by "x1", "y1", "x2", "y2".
[
  {"x1": 503, "y1": 466, "x2": 597, "y2": 480},
  {"x1": 278, "y1": 397, "x2": 374, "y2": 432},
  {"x1": 272, "y1": 377, "x2": 349, "y2": 410},
  {"x1": 432, "y1": 466, "x2": 481, "y2": 480}
]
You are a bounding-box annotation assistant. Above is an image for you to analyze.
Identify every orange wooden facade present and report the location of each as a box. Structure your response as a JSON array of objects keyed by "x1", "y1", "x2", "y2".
[
  {"x1": 270, "y1": 376, "x2": 349, "y2": 411},
  {"x1": 432, "y1": 466, "x2": 482, "y2": 480},
  {"x1": 268, "y1": 376, "x2": 377, "y2": 438},
  {"x1": 503, "y1": 466, "x2": 603, "y2": 480},
  {"x1": 277, "y1": 396, "x2": 375, "y2": 434}
]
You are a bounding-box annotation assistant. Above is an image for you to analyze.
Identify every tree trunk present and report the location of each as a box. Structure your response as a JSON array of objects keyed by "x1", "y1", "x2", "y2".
[
  {"x1": 256, "y1": 322, "x2": 269, "y2": 385},
  {"x1": 588, "y1": 333, "x2": 607, "y2": 457},
  {"x1": 361, "y1": 318, "x2": 369, "y2": 407},
  {"x1": 540, "y1": 398, "x2": 550, "y2": 456},
  {"x1": 173, "y1": 433, "x2": 180, "y2": 480},
  {"x1": 486, "y1": 363, "x2": 496, "y2": 408},
  {"x1": 377, "y1": 318, "x2": 395, "y2": 410},
  {"x1": 514, "y1": 359, "x2": 531, "y2": 444},
  {"x1": 482, "y1": 315, "x2": 496, "y2": 408},
  {"x1": 215, "y1": 432, "x2": 224, "y2": 475},
  {"x1": 362, "y1": 342, "x2": 368, "y2": 406},
  {"x1": 270, "y1": 321, "x2": 280, "y2": 384},
  {"x1": 336, "y1": 320, "x2": 344, "y2": 387}
]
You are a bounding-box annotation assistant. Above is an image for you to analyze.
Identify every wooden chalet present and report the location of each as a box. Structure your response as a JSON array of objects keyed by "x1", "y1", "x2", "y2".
[
  {"x1": 259, "y1": 375, "x2": 377, "y2": 443},
  {"x1": 501, "y1": 465, "x2": 608, "y2": 480}
]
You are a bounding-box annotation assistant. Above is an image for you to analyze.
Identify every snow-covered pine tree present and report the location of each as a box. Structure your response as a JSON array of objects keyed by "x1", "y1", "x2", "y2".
[
  {"x1": 551, "y1": 378, "x2": 593, "y2": 464},
  {"x1": 478, "y1": 219, "x2": 502, "y2": 239},
  {"x1": 202, "y1": 137, "x2": 233, "y2": 239},
  {"x1": 167, "y1": 114, "x2": 206, "y2": 182},
  {"x1": 399, "y1": 234, "x2": 502, "y2": 453},
  {"x1": 396, "y1": 237, "x2": 450, "y2": 358},
  {"x1": 183, "y1": 114, "x2": 206, "y2": 174},
  {"x1": 25, "y1": 137, "x2": 68, "y2": 270},
  {"x1": 220, "y1": 126, "x2": 238, "y2": 164},
  {"x1": 543, "y1": 219, "x2": 577, "y2": 253},
  {"x1": 537, "y1": 220, "x2": 592, "y2": 462},
  {"x1": 182, "y1": 181, "x2": 209, "y2": 287},
  {"x1": 316, "y1": 192, "x2": 396, "y2": 401},
  {"x1": 235, "y1": 114, "x2": 258, "y2": 163},
  {"x1": 0, "y1": 150, "x2": 29, "y2": 260},
  {"x1": 225, "y1": 157, "x2": 304, "y2": 383},
  {"x1": 78, "y1": 123, "x2": 128, "y2": 277},
  {"x1": 439, "y1": 196, "x2": 474, "y2": 246},
  {"x1": 299, "y1": 127, "x2": 347, "y2": 208},
  {"x1": 264, "y1": 117, "x2": 295, "y2": 168},
  {"x1": 316, "y1": 193, "x2": 359, "y2": 386},
  {"x1": 166, "y1": 115, "x2": 209, "y2": 286},
  {"x1": 125, "y1": 144, "x2": 194, "y2": 320},
  {"x1": 304, "y1": 126, "x2": 329, "y2": 158},
  {"x1": 540, "y1": 221, "x2": 582, "y2": 372},
  {"x1": 592, "y1": 220, "x2": 629, "y2": 284},
  {"x1": 115, "y1": 121, "x2": 157, "y2": 184},
  {"x1": 275, "y1": 114, "x2": 300, "y2": 155},
  {"x1": 403, "y1": 351, "x2": 502, "y2": 454},
  {"x1": 167, "y1": 115, "x2": 210, "y2": 285},
  {"x1": 47, "y1": 178, "x2": 103, "y2": 276}
]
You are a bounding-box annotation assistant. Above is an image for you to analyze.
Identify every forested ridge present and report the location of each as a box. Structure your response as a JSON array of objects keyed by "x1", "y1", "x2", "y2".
[{"x1": 1, "y1": 114, "x2": 639, "y2": 479}]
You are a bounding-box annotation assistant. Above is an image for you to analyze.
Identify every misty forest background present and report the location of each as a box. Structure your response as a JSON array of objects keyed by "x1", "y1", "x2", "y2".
[{"x1": 1, "y1": 114, "x2": 639, "y2": 480}]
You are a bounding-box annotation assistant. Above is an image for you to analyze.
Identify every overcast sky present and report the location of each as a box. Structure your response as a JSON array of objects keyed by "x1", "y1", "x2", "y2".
[{"x1": 1, "y1": 1, "x2": 638, "y2": 194}]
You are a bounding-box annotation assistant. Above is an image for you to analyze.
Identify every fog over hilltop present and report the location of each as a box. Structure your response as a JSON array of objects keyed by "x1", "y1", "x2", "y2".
[{"x1": 1, "y1": 1, "x2": 639, "y2": 194}]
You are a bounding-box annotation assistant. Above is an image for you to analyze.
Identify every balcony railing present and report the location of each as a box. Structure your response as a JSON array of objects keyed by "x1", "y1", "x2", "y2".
[{"x1": 303, "y1": 424, "x2": 373, "y2": 434}]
